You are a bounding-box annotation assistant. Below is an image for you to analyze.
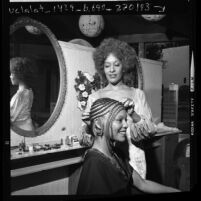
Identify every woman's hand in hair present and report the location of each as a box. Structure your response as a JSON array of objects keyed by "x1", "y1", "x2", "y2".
[
  {"x1": 120, "y1": 98, "x2": 135, "y2": 116},
  {"x1": 120, "y1": 98, "x2": 142, "y2": 123}
]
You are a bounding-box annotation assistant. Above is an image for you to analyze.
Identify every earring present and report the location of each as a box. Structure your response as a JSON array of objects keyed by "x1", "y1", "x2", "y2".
[
  {"x1": 97, "y1": 127, "x2": 103, "y2": 137},
  {"x1": 97, "y1": 119, "x2": 104, "y2": 137}
]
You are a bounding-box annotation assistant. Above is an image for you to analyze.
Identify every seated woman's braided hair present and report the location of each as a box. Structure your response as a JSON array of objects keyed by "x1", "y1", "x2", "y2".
[{"x1": 80, "y1": 98, "x2": 125, "y2": 147}]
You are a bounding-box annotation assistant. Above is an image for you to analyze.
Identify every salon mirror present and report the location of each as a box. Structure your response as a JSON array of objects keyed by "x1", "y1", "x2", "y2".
[{"x1": 10, "y1": 17, "x2": 67, "y2": 137}]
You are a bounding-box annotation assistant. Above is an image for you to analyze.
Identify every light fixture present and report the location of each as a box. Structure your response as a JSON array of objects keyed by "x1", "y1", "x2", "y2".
[
  {"x1": 141, "y1": 14, "x2": 166, "y2": 22},
  {"x1": 25, "y1": 25, "x2": 42, "y2": 35},
  {"x1": 78, "y1": 15, "x2": 104, "y2": 37}
]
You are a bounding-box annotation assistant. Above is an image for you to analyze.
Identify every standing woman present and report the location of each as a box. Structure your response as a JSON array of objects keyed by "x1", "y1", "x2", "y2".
[
  {"x1": 80, "y1": 38, "x2": 157, "y2": 179},
  {"x1": 10, "y1": 57, "x2": 36, "y2": 132}
]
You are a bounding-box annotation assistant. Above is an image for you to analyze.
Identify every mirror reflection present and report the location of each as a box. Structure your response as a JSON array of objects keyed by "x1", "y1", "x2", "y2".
[{"x1": 10, "y1": 24, "x2": 60, "y2": 136}]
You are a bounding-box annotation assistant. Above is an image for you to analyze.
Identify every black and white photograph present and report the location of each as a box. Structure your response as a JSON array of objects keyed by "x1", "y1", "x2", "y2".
[{"x1": 3, "y1": 0, "x2": 196, "y2": 199}]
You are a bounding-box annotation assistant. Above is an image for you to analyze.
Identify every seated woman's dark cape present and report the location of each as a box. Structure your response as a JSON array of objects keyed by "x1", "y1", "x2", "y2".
[{"x1": 69, "y1": 143, "x2": 143, "y2": 195}]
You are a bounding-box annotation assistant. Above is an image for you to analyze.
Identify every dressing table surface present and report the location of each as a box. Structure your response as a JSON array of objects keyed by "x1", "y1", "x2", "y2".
[{"x1": 11, "y1": 145, "x2": 87, "y2": 177}]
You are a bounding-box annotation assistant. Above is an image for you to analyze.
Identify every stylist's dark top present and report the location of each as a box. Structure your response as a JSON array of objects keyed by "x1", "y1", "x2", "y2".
[{"x1": 77, "y1": 148, "x2": 142, "y2": 195}]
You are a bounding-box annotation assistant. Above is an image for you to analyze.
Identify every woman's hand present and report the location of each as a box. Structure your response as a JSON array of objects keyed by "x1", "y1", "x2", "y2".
[
  {"x1": 120, "y1": 98, "x2": 135, "y2": 116},
  {"x1": 120, "y1": 98, "x2": 142, "y2": 124}
]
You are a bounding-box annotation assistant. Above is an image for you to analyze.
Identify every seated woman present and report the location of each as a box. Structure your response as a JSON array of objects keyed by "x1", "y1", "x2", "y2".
[
  {"x1": 10, "y1": 57, "x2": 36, "y2": 132},
  {"x1": 77, "y1": 98, "x2": 180, "y2": 195}
]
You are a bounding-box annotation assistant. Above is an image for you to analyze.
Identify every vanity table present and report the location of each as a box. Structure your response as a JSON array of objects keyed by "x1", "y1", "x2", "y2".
[{"x1": 11, "y1": 144, "x2": 88, "y2": 195}]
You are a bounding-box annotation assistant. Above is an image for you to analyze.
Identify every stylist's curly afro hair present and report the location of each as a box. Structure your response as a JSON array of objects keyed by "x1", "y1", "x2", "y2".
[
  {"x1": 10, "y1": 57, "x2": 37, "y2": 89},
  {"x1": 93, "y1": 38, "x2": 138, "y2": 84}
]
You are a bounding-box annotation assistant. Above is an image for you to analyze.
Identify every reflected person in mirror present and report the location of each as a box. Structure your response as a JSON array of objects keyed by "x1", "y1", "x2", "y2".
[
  {"x1": 77, "y1": 98, "x2": 180, "y2": 195},
  {"x1": 10, "y1": 57, "x2": 36, "y2": 131},
  {"x1": 81, "y1": 38, "x2": 157, "y2": 179}
]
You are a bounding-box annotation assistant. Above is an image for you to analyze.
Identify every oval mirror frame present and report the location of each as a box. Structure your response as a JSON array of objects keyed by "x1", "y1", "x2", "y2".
[{"x1": 10, "y1": 16, "x2": 67, "y2": 137}]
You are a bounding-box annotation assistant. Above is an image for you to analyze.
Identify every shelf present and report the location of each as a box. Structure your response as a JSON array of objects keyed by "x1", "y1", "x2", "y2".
[
  {"x1": 11, "y1": 144, "x2": 84, "y2": 160},
  {"x1": 154, "y1": 130, "x2": 182, "y2": 137},
  {"x1": 11, "y1": 156, "x2": 83, "y2": 178},
  {"x1": 11, "y1": 145, "x2": 88, "y2": 172}
]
